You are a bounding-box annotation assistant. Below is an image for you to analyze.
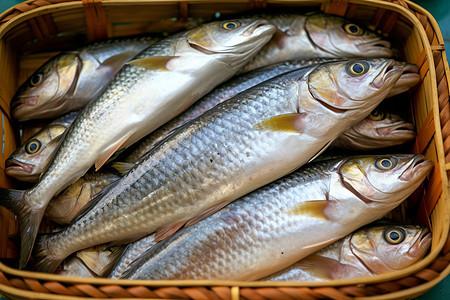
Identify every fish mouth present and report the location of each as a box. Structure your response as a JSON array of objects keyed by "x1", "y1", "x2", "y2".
[
  {"x1": 357, "y1": 39, "x2": 393, "y2": 57},
  {"x1": 408, "y1": 228, "x2": 432, "y2": 258},
  {"x1": 371, "y1": 60, "x2": 402, "y2": 89},
  {"x1": 375, "y1": 122, "x2": 416, "y2": 139},
  {"x1": 399, "y1": 155, "x2": 434, "y2": 181},
  {"x1": 5, "y1": 158, "x2": 35, "y2": 174},
  {"x1": 243, "y1": 19, "x2": 273, "y2": 37},
  {"x1": 388, "y1": 64, "x2": 420, "y2": 96},
  {"x1": 11, "y1": 96, "x2": 38, "y2": 111}
]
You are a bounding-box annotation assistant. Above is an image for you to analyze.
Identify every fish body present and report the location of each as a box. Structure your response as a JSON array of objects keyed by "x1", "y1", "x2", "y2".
[
  {"x1": 0, "y1": 19, "x2": 276, "y2": 269},
  {"x1": 241, "y1": 13, "x2": 393, "y2": 73},
  {"x1": 122, "y1": 60, "x2": 418, "y2": 163},
  {"x1": 262, "y1": 224, "x2": 431, "y2": 281},
  {"x1": 119, "y1": 155, "x2": 432, "y2": 280},
  {"x1": 5, "y1": 111, "x2": 81, "y2": 183},
  {"x1": 31, "y1": 58, "x2": 409, "y2": 273},
  {"x1": 11, "y1": 37, "x2": 160, "y2": 121}
]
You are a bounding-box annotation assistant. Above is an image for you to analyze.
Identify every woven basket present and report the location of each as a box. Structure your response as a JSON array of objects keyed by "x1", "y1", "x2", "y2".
[{"x1": 0, "y1": 0, "x2": 449, "y2": 299}]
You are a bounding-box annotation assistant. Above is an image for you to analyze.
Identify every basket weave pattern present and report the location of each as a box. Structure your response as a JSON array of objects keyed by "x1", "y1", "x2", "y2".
[{"x1": 0, "y1": 0, "x2": 449, "y2": 299}]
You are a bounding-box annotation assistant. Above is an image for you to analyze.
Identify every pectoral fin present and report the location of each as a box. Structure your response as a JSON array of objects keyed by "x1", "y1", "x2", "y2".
[
  {"x1": 154, "y1": 220, "x2": 188, "y2": 242},
  {"x1": 287, "y1": 200, "x2": 330, "y2": 220},
  {"x1": 253, "y1": 113, "x2": 307, "y2": 133},
  {"x1": 127, "y1": 56, "x2": 179, "y2": 71},
  {"x1": 95, "y1": 134, "x2": 132, "y2": 171},
  {"x1": 110, "y1": 162, "x2": 135, "y2": 176}
]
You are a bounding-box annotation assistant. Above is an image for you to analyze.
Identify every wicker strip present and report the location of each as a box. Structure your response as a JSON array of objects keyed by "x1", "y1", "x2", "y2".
[
  {"x1": 73, "y1": 283, "x2": 108, "y2": 298},
  {"x1": 381, "y1": 11, "x2": 399, "y2": 34},
  {"x1": 82, "y1": 0, "x2": 108, "y2": 41},
  {"x1": 325, "y1": 0, "x2": 348, "y2": 16},
  {"x1": 424, "y1": 165, "x2": 443, "y2": 217},
  {"x1": 413, "y1": 109, "x2": 435, "y2": 154},
  {"x1": 0, "y1": 0, "x2": 72, "y2": 28}
]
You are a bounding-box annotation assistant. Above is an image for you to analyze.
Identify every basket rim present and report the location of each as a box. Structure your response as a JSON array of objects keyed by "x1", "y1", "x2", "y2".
[{"x1": 0, "y1": 0, "x2": 449, "y2": 295}]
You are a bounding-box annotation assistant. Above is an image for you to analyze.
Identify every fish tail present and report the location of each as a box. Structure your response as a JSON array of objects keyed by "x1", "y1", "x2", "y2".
[
  {"x1": 0, "y1": 188, "x2": 44, "y2": 269},
  {"x1": 33, "y1": 233, "x2": 63, "y2": 273}
]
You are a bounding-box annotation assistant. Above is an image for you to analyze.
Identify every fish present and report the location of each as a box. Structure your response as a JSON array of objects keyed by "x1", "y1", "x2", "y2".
[
  {"x1": 240, "y1": 12, "x2": 393, "y2": 73},
  {"x1": 0, "y1": 18, "x2": 276, "y2": 269},
  {"x1": 30, "y1": 58, "x2": 411, "y2": 273},
  {"x1": 11, "y1": 36, "x2": 161, "y2": 122},
  {"x1": 5, "y1": 111, "x2": 81, "y2": 183},
  {"x1": 331, "y1": 109, "x2": 416, "y2": 151},
  {"x1": 262, "y1": 223, "x2": 431, "y2": 281},
  {"x1": 121, "y1": 60, "x2": 419, "y2": 163},
  {"x1": 44, "y1": 169, "x2": 120, "y2": 225},
  {"x1": 118, "y1": 154, "x2": 432, "y2": 280}
]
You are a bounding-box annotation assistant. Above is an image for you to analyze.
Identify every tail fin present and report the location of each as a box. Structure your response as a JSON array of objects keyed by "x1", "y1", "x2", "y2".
[
  {"x1": 0, "y1": 188, "x2": 44, "y2": 269},
  {"x1": 33, "y1": 233, "x2": 63, "y2": 273}
]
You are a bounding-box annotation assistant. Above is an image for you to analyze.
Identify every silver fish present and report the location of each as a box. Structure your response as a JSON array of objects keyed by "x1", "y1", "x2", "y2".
[
  {"x1": 332, "y1": 109, "x2": 416, "y2": 151},
  {"x1": 122, "y1": 60, "x2": 418, "y2": 163},
  {"x1": 262, "y1": 224, "x2": 431, "y2": 281},
  {"x1": 0, "y1": 18, "x2": 276, "y2": 269},
  {"x1": 120, "y1": 155, "x2": 432, "y2": 280},
  {"x1": 31, "y1": 58, "x2": 410, "y2": 273},
  {"x1": 11, "y1": 37, "x2": 160, "y2": 121},
  {"x1": 241, "y1": 12, "x2": 393, "y2": 73},
  {"x1": 5, "y1": 111, "x2": 80, "y2": 183}
]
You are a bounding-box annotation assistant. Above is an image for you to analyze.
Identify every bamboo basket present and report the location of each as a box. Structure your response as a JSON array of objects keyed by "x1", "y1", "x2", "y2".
[{"x1": 0, "y1": 0, "x2": 449, "y2": 299}]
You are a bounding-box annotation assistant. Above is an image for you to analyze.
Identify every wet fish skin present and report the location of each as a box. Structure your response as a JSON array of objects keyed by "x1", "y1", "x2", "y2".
[
  {"x1": 0, "y1": 18, "x2": 276, "y2": 270},
  {"x1": 45, "y1": 169, "x2": 121, "y2": 225},
  {"x1": 31, "y1": 58, "x2": 408, "y2": 273},
  {"x1": 122, "y1": 59, "x2": 418, "y2": 163},
  {"x1": 11, "y1": 37, "x2": 160, "y2": 122},
  {"x1": 120, "y1": 154, "x2": 433, "y2": 280},
  {"x1": 5, "y1": 111, "x2": 81, "y2": 183},
  {"x1": 262, "y1": 224, "x2": 431, "y2": 281},
  {"x1": 241, "y1": 13, "x2": 393, "y2": 73},
  {"x1": 331, "y1": 109, "x2": 416, "y2": 151},
  {"x1": 121, "y1": 59, "x2": 329, "y2": 163}
]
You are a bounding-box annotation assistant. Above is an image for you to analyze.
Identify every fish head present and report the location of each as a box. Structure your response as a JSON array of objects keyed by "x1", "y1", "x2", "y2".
[
  {"x1": 338, "y1": 154, "x2": 433, "y2": 211},
  {"x1": 308, "y1": 58, "x2": 409, "y2": 113},
  {"x1": 5, "y1": 124, "x2": 66, "y2": 182},
  {"x1": 349, "y1": 225, "x2": 431, "y2": 274},
  {"x1": 340, "y1": 110, "x2": 416, "y2": 150},
  {"x1": 186, "y1": 18, "x2": 276, "y2": 67},
  {"x1": 388, "y1": 62, "x2": 420, "y2": 97},
  {"x1": 304, "y1": 13, "x2": 392, "y2": 57},
  {"x1": 11, "y1": 53, "x2": 81, "y2": 121}
]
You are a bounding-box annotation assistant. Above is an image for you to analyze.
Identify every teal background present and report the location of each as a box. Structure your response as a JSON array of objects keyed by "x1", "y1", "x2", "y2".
[{"x1": 0, "y1": 0, "x2": 448, "y2": 298}]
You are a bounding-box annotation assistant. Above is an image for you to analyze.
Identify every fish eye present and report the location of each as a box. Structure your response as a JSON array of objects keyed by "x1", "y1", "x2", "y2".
[
  {"x1": 26, "y1": 139, "x2": 41, "y2": 154},
  {"x1": 347, "y1": 61, "x2": 369, "y2": 76},
  {"x1": 383, "y1": 227, "x2": 406, "y2": 244},
  {"x1": 343, "y1": 23, "x2": 364, "y2": 36},
  {"x1": 29, "y1": 72, "x2": 44, "y2": 87},
  {"x1": 375, "y1": 156, "x2": 397, "y2": 170},
  {"x1": 368, "y1": 110, "x2": 385, "y2": 121},
  {"x1": 222, "y1": 21, "x2": 241, "y2": 30}
]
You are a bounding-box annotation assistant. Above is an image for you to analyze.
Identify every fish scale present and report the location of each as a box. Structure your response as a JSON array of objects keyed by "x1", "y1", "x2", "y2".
[
  {"x1": 122, "y1": 155, "x2": 432, "y2": 281},
  {"x1": 33, "y1": 58, "x2": 407, "y2": 273},
  {"x1": 0, "y1": 18, "x2": 276, "y2": 270}
]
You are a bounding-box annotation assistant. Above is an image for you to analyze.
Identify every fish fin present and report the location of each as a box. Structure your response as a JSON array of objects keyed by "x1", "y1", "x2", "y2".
[
  {"x1": 286, "y1": 200, "x2": 330, "y2": 220},
  {"x1": 69, "y1": 178, "x2": 120, "y2": 225},
  {"x1": 110, "y1": 162, "x2": 135, "y2": 176},
  {"x1": 0, "y1": 188, "x2": 44, "y2": 269},
  {"x1": 253, "y1": 113, "x2": 307, "y2": 133},
  {"x1": 294, "y1": 255, "x2": 338, "y2": 280},
  {"x1": 184, "y1": 201, "x2": 231, "y2": 228},
  {"x1": 95, "y1": 134, "x2": 132, "y2": 171},
  {"x1": 33, "y1": 233, "x2": 64, "y2": 273},
  {"x1": 153, "y1": 220, "x2": 188, "y2": 243},
  {"x1": 126, "y1": 56, "x2": 179, "y2": 71},
  {"x1": 307, "y1": 140, "x2": 334, "y2": 163},
  {"x1": 97, "y1": 245, "x2": 128, "y2": 278}
]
